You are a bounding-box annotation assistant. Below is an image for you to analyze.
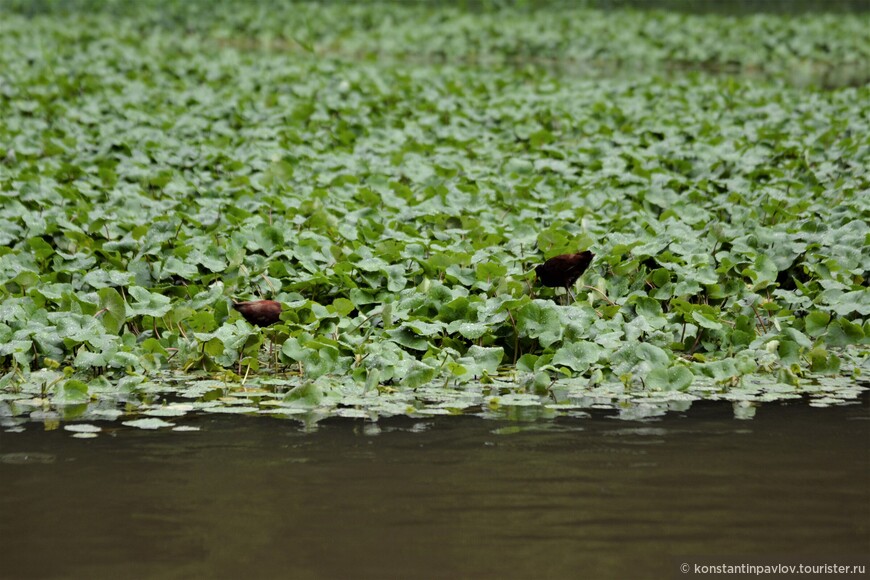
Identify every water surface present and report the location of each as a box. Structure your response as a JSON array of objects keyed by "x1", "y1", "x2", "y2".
[{"x1": 1, "y1": 398, "x2": 868, "y2": 579}]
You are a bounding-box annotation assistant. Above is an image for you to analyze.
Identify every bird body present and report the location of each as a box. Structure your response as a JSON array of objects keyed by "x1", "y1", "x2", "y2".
[
  {"x1": 232, "y1": 300, "x2": 282, "y2": 327},
  {"x1": 535, "y1": 251, "x2": 594, "y2": 291}
]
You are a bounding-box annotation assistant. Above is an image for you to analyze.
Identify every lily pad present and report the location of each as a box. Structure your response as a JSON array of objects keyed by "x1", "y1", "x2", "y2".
[
  {"x1": 63, "y1": 424, "x2": 102, "y2": 434},
  {"x1": 122, "y1": 418, "x2": 175, "y2": 430}
]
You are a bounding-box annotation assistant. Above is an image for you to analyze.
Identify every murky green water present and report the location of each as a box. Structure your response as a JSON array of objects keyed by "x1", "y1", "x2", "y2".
[{"x1": 1, "y1": 398, "x2": 868, "y2": 579}]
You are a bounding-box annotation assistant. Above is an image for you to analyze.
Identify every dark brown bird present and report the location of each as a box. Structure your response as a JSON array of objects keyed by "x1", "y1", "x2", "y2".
[
  {"x1": 233, "y1": 300, "x2": 282, "y2": 327},
  {"x1": 535, "y1": 251, "x2": 594, "y2": 302}
]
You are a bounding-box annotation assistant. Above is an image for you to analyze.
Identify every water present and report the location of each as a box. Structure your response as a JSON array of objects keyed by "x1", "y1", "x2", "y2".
[{"x1": 1, "y1": 398, "x2": 868, "y2": 579}]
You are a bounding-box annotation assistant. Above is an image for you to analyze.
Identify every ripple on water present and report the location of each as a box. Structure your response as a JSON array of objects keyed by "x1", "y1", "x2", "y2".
[{"x1": 0, "y1": 452, "x2": 56, "y2": 465}]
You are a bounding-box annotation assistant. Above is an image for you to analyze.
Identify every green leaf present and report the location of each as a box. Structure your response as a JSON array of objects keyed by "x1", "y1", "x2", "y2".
[
  {"x1": 83, "y1": 269, "x2": 136, "y2": 289},
  {"x1": 646, "y1": 366, "x2": 694, "y2": 391},
  {"x1": 804, "y1": 311, "x2": 830, "y2": 337},
  {"x1": 516, "y1": 300, "x2": 562, "y2": 348},
  {"x1": 516, "y1": 354, "x2": 539, "y2": 373},
  {"x1": 283, "y1": 383, "x2": 323, "y2": 407},
  {"x1": 331, "y1": 298, "x2": 356, "y2": 316},
  {"x1": 386, "y1": 328, "x2": 429, "y2": 351},
  {"x1": 829, "y1": 289, "x2": 870, "y2": 317},
  {"x1": 650, "y1": 268, "x2": 671, "y2": 287},
  {"x1": 749, "y1": 254, "x2": 778, "y2": 288},
  {"x1": 551, "y1": 341, "x2": 601, "y2": 373},
  {"x1": 695, "y1": 359, "x2": 740, "y2": 382},
  {"x1": 404, "y1": 361, "x2": 436, "y2": 388},
  {"x1": 611, "y1": 343, "x2": 670, "y2": 377},
  {"x1": 462, "y1": 345, "x2": 504, "y2": 375},
  {"x1": 56, "y1": 379, "x2": 90, "y2": 403},
  {"x1": 808, "y1": 347, "x2": 841, "y2": 374},
  {"x1": 98, "y1": 288, "x2": 126, "y2": 334},
  {"x1": 449, "y1": 320, "x2": 489, "y2": 340},
  {"x1": 126, "y1": 286, "x2": 172, "y2": 318},
  {"x1": 692, "y1": 310, "x2": 722, "y2": 331},
  {"x1": 364, "y1": 367, "x2": 380, "y2": 393},
  {"x1": 824, "y1": 318, "x2": 865, "y2": 347}
]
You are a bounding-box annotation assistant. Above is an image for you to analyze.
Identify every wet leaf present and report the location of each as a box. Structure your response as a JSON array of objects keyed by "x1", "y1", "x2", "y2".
[
  {"x1": 646, "y1": 366, "x2": 694, "y2": 391},
  {"x1": 98, "y1": 288, "x2": 126, "y2": 335},
  {"x1": 122, "y1": 418, "x2": 175, "y2": 430}
]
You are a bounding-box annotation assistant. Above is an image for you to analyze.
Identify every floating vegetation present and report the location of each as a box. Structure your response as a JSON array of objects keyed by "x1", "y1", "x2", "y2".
[{"x1": 0, "y1": 2, "x2": 867, "y2": 433}]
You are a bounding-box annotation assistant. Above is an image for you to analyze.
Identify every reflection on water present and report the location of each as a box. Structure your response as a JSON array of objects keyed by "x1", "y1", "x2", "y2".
[{"x1": 1, "y1": 399, "x2": 868, "y2": 579}]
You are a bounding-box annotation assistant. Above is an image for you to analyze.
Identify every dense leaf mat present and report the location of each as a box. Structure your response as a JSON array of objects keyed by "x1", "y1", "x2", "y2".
[{"x1": 0, "y1": 2, "x2": 867, "y2": 428}]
